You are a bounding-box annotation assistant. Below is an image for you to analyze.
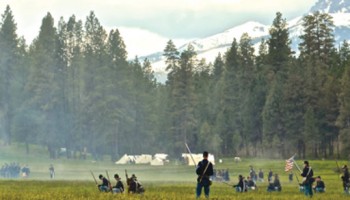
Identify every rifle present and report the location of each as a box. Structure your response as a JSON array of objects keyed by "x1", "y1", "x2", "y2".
[
  {"x1": 125, "y1": 169, "x2": 130, "y2": 193},
  {"x1": 90, "y1": 170, "x2": 99, "y2": 191},
  {"x1": 106, "y1": 170, "x2": 113, "y2": 193},
  {"x1": 185, "y1": 143, "x2": 197, "y2": 168}
]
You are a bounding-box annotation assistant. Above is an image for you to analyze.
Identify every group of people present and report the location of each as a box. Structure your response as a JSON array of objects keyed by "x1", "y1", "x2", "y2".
[
  {"x1": 212, "y1": 169, "x2": 230, "y2": 181},
  {"x1": 194, "y1": 151, "x2": 350, "y2": 199},
  {"x1": 0, "y1": 162, "x2": 30, "y2": 178},
  {"x1": 97, "y1": 172, "x2": 144, "y2": 194}
]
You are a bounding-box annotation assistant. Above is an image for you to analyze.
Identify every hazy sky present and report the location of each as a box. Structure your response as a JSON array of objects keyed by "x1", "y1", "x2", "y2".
[
  {"x1": 0, "y1": 0, "x2": 318, "y2": 57},
  {"x1": 0, "y1": 0, "x2": 317, "y2": 39}
]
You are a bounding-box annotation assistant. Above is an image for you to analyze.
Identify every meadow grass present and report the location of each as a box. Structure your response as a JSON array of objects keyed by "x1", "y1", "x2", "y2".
[{"x1": 0, "y1": 143, "x2": 349, "y2": 199}]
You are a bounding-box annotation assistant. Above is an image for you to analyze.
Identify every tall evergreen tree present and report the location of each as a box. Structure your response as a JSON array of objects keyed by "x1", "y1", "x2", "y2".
[{"x1": 0, "y1": 5, "x2": 19, "y2": 145}]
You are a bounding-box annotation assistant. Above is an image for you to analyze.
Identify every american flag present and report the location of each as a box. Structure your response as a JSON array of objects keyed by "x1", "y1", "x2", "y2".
[{"x1": 285, "y1": 155, "x2": 295, "y2": 172}]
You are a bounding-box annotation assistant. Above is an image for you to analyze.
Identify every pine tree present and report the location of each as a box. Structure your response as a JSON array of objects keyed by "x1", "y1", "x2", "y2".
[
  {"x1": 0, "y1": 5, "x2": 19, "y2": 145},
  {"x1": 26, "y1": 12, "x2": 61, "y2": 158}
]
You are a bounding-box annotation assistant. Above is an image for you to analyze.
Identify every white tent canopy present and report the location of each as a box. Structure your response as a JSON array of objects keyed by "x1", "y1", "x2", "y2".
[
  {"x1": 182, "y1": 153, "x2": 215, "y2": 165},
  {"x1": 115, "y1": 154, "x2": 132, "y2": 164},
  {"x1": 134, "y1": 154, "x2": 152, "y2": 164}
]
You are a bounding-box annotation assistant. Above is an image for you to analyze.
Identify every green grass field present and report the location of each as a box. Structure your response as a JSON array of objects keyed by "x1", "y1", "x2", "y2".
[{"x1": 0, "y1": 143, "x2": 349, "y2": 199}]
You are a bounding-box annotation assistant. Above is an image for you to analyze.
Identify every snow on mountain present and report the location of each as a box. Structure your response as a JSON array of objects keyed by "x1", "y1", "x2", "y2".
[
  {"x1": 117, "y1": 27, "x2": 190, "y2": 59},
  {"x1": 147, "y1": 21, "x2": 269, "y2": 82},
  {"x1": 179, "y1": 21, "x2": 269, "y2": 52},
  {"x1": 310, "y1": 0, "x2": 350, "y2": 13},
  {"x1": 147, "y1": 0, "x2": 350, "y2": 83}
]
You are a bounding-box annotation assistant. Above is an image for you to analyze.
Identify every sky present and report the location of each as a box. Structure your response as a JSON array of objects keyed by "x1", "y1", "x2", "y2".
[{"x1": 0, "y1": 0, "x2": 318, "y2": 57}]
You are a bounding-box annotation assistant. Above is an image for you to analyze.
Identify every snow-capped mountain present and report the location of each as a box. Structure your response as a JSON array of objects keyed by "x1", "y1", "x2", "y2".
[
  {"x1": 145, "y1": 0, "x2": 350, "y2": 83},
  {"x1": 310, "y1": 0, "x2": 350, "y2": 13}
]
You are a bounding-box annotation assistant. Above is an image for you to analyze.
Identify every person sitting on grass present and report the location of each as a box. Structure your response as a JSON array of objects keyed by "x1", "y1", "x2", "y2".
[
  {"x1": 313, "y1": 176, "x2": 325, "y2": 193},
  {"x1": 267, "y1": 174, "x2": 282, "y2": 192},
  {"x1": 112, "y1": 174, "x2": 124, "y2": 193},
  {"x1": 98, "y1": 174, "x2": 110, "y2": 192},
  {"x1": 246, "y1": 176, "x2": 257, "y2": 191},
  {"x1": 233, "y1": 175, "x2": 246, "y2": 192}
]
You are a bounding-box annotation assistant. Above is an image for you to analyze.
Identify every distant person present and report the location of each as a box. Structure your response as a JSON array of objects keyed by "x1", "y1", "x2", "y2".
[
  {"x1": 21, "y1": 165, "x2": 30, "y2": 178},
  {"x1": 128, "y1": 174, "x2": 144, "y2": 194},
  {"x1": 341, "y1": 165, "x2": 350, "y2": 194},
  {"x1": 249, "y1": 166, "x2": 257, "y2": 183},
  {"x1": 49, "y1": 164, "x2": 55, "y2": 179},
  {"x1": 301, "y1": 160, "x2": 314, "y2": 197},
  {"x1": 268, "y1": 169, "x2": 273, "y2": 182},
  {"x1": 233, "y1": 175, "x2": 246, "y2": 192},
  {"x1": 288, "y1": 171, "x2": 293, "y2": 182},
  {"x1": 98, "y1": 174, "x2": 110, "y2": 192},
  {"x1": 258, "y1": 169, "x2": 264, "y2": 182},
  {"x1": 267, "y1": 174, "x2": 281, "y2": 192},
  {"x1": 112, "y1": 174, "x2": 124, "y2": 193},
  {"x1": 246, "y1": 176, "x2": 257, "y2": 190},
  {"x1": 313, "y1": 176, "x2": 325, "y2": 193},
  {"x1": 196, "y1": 151, "x2": 214, "y2": 199}
]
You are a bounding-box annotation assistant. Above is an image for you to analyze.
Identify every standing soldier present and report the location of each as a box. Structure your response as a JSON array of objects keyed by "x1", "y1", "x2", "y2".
[
  {"x1": 196, "y1": 151, "x2": 214, "y2": 199},
  {"x1": 301, "y1": 161, "x2": 314, "y2": 197},
  {"x1": 341, "y1": 165, "x2": 350, "y2": 194}
]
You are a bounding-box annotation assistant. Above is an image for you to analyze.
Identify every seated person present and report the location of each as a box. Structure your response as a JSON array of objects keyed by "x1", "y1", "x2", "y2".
[
  {"x1": 98, "y1": 174, "x2": 110, "y2": 192},
  {"x1": 233, "y1": 175, "x2": 247, "y2": 192},
  {"x1": 246, "y1": 176, "x2": 257, "y2": 190},
  {"x1": 313, "y1": 176, "x2": 325, "y2": 193},
  {"x1": 128, "y1": 174, "x2": 145, "y2": 194},
  {"x1": 112, "y1": 174, "x2": 124, "y2": 193},
  {"x1": 267, "y1": 174, "x2": 282, "y2": 192}
]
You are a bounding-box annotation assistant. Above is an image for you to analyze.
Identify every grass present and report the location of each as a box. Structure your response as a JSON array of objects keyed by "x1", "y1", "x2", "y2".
[{"x1": 0, "y1": 142, "x2": 349, "y2": 199}]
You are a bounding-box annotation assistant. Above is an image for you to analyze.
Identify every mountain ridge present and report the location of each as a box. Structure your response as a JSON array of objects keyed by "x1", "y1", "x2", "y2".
[{"x1": 145, "y1": 0, "x2": 350, "y2": 82}]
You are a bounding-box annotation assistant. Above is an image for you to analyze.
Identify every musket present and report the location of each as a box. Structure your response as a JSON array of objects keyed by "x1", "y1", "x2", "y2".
[
  {"x1": 106, "y1": 170, "x2": 113, "y2": 193},
  {"x1": 185, "y1": 143, "x2": 197, "y2": 168},
  {"x1": 90, "y1": 170, "x2": 99, "y2": 191},
  {"x1": 125, "y1": 169, "x2": 130, "y2": 193}
]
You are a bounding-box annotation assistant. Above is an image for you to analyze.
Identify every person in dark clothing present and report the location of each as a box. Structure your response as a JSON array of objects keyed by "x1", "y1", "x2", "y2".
[
  {"x1": 249, "y1": 166, "x2": 257, "y2": 183},
  {"x1": 246, "y1": 176, "x2": 257, "y2": 190},
  {"x1": 342, "y1": 165, "x2": 350, "y2": 194},
  {"x1": 258, "y1": 169, "x2": 264, "y2": 182},
  {"x1": 313, "y1": 176, "x2": 325, "y2": 193},
  {"x1": 196, "y1": 151, "x2": 214, "y2": 199},
  {"x1": 98, "y1": 174, "x2": 110, "y2": 192},
  {"x1": 128, "y1": 174, "x2": 145, "y2": 194},
  {"x1": 233, "y1": 175, "x2": 246, "y2": 192},
  {"x1": 268, "y1": 169, "x2": 273, "y2": 182},
  {"x1": 112, "y1": 174, "x2": 124, "y2": 193},
  {"x1": 301, "y1": 160, "x2": 314, "y2": 197},
  {"x1": 288, "y1": 172, "x2": 293, "y2": 183},
  {"x1": 267, "y1": 174, "x2": 281, "y2": 192},
  {"x1": 49, "y1": 164, "x2": 55, "y2": 179}
]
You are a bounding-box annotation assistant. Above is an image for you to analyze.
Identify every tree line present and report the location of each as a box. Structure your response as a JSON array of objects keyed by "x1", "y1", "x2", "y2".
[{"x1": 0, "y1": 5, "x2": 349, "y2": 160}]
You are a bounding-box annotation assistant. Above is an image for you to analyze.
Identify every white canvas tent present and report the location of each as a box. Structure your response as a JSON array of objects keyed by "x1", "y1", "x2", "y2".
[
  {"x1": 150, "y1": 157, "x2": 164, "y2": 166},
  {"x1": 115, "y1": 154, "x2": 132, "y2": 164},
  {"x1": 134, "y1": 154, "x2": 152, "y2": 164},
  {"x1": 150, "y1": 153, "x2": 169, "y2": 166},
  {"x1": 182, "y1": 153, "x2": 215, "y2": 165}
]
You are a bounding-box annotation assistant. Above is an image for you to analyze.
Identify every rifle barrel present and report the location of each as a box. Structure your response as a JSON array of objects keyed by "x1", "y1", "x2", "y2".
[{"x1": 90, "y1": 170, "x2": 98, "y2": 185}]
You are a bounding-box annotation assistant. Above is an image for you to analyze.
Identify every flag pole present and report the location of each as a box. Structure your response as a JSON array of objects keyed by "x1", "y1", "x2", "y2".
[{"x1": 292, "y1": 154, "x2": 302, "y2": 173}]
